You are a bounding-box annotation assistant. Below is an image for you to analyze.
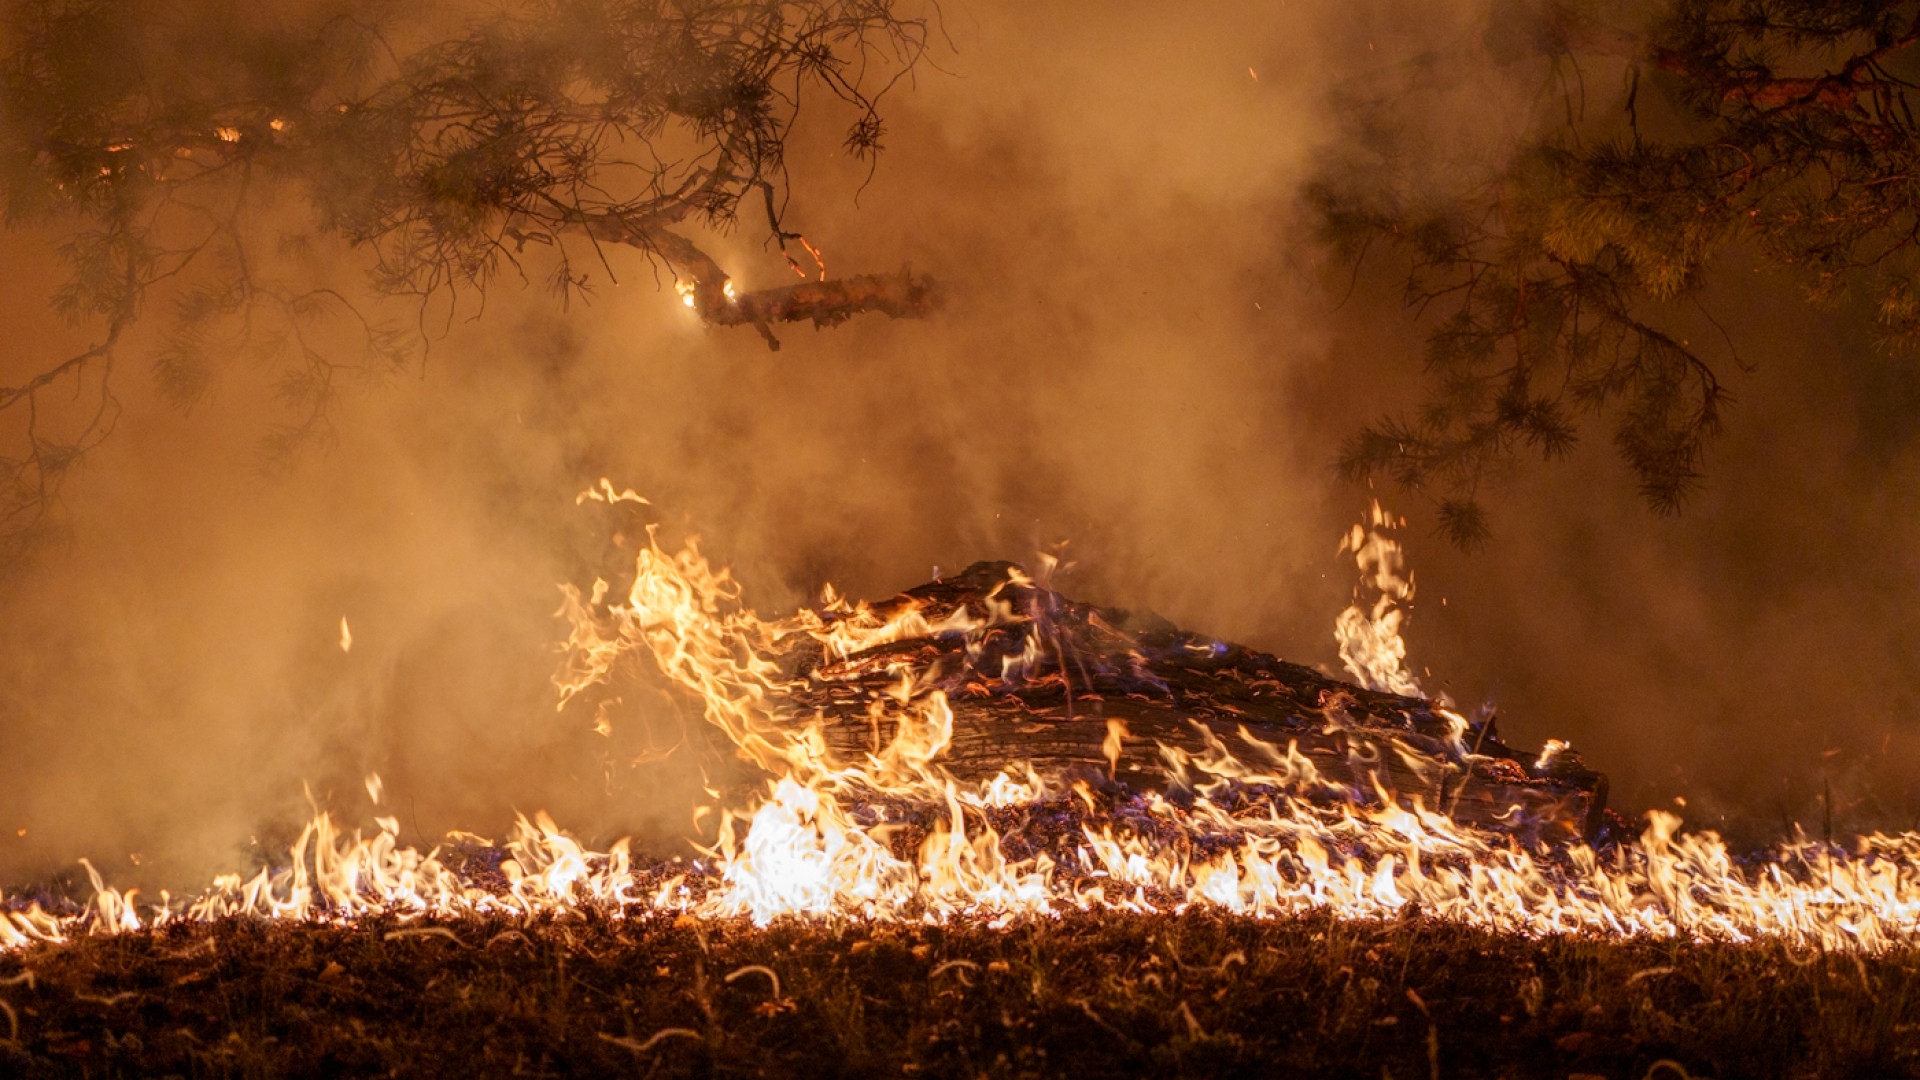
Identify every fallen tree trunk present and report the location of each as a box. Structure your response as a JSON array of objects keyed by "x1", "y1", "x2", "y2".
[{"x1": 775, "y1": 562, "x2": 1609, "y2": 846}]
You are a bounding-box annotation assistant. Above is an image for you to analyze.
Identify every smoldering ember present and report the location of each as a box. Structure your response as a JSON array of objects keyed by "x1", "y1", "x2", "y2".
[{"x1": 6, "y1": 0, "x2": 1920, "y2": 1078}]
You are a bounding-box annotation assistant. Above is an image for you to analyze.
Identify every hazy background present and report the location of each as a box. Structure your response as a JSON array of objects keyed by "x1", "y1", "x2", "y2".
[{"x1": 2, "y1": 0, "x2": 1916, "y2": 887}]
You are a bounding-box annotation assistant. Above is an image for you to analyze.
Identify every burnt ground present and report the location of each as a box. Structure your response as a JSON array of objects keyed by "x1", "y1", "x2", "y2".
[{"x1": 0, "y1": 911, "x2": 1914, "y2": 1079}]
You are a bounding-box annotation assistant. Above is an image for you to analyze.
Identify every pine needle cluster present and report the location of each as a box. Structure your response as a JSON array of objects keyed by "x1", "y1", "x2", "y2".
[
  {"x1": 0, "y1": 0, "x2": 928, "y2": 557},
  {"x1": 1322, "y1": 0, "x2": 1920, "y2": 545}
]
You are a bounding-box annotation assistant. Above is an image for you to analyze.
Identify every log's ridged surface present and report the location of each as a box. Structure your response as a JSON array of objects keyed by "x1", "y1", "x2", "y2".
[{"x1": 776, "y1": 561, "x2": 1608, "y2": 845}]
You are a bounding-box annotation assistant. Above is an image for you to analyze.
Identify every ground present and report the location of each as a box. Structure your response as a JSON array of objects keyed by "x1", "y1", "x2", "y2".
[{"x1": 0, "y1": 911, "x2": 1915, "y2": 1079}]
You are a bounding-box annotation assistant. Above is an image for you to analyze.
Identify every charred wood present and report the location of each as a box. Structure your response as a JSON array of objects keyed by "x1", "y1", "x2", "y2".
[{"x1": 768, "y1": 562, "x2": 1608, "y2": 846}]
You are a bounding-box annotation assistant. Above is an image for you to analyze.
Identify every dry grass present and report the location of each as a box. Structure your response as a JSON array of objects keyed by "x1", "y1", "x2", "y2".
[{"x1": 0, "y1": 910, "x2": 1915, "y2": 1079}]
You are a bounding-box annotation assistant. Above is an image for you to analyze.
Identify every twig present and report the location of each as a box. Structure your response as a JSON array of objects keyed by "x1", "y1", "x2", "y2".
[
  {"x1": 383, "y1": 926, "x2": 466, "y2": 946},
  {"x1": 598, "y1": 1027, "x2": 701, "y2": 1053},
  {"x1": 723, "y1": 963, "x2": 782, "y2": 999}
]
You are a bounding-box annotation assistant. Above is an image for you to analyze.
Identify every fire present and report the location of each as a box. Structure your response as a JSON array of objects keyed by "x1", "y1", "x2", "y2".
[
  {"x1": 1335, "y1": 501, "x2": 1426, "y2": 699},
  {"x1": 6, "y1": 493, "x2": 1920, "y2": 954}
]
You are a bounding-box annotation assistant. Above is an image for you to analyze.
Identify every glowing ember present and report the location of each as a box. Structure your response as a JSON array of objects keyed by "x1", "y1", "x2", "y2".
[{"x1": 5, "y1": 493, "x2": 1920, "y2": 953}]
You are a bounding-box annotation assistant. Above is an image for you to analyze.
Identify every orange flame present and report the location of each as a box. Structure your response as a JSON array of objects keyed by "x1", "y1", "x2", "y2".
[{"x1": 8, "y1": 494, "x2": 1920, "y2": 953}]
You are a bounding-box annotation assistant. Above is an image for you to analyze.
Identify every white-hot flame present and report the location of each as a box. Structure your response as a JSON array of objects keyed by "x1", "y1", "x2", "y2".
[{"x1": 8, "y1": 491, "x2": 1920, "y2": 954}]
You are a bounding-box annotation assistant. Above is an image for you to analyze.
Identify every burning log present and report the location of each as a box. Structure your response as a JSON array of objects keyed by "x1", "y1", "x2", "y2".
[{"x1": 763, "y1": 561, "x2": 1608, "y2": 846}]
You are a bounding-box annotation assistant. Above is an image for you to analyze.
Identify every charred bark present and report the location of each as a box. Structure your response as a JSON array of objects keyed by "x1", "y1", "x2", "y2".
[
  {"x1": 770, "y1": 562, "x2": 1609, "y2": 846},
  {"x1": 571, "y1": 212, "x2": 941, "y2": 348},
  {"x1": 710, "y1": 271, "x2": 940, "y2": 346}
]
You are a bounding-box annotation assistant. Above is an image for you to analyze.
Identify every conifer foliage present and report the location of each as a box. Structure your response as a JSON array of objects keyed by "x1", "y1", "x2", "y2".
[
  {"x1": 1322, "y1": 0, "x2": 1920, "y2": 546},
  {"x1": 0, "y1": 0, "x2": 931, "y2": 553}
]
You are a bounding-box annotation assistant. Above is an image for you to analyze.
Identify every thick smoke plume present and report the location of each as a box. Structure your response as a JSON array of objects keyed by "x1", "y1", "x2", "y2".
[{"x1": 1, "y1": 0, "x2": 1915, "y2": 890}]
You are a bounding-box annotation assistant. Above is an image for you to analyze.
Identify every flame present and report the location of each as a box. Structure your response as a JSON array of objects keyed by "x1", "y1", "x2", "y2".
[
  {"x1": 799, "y1": 237, "x2": 826, "y2": 281},
  {"x1": 1103, "y1": 718, "x2": 1128, "y2": 779},
  {"x1": 675, "y1": 279, "x2": 697, "y2": 308},
  {"x1": 1335, "y1": 500, "x2": 1426, "y2": 699},
  {"x1": 543, "y1": 495, "x2": 1920, "y2": 945},
  {"x1": 9, "y1": 494, "x2": 1920, "y2": 954}
]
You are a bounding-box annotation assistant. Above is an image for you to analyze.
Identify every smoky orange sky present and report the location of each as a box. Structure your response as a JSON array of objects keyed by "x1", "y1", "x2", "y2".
[{"x1": 1, "y1": 0, "x2": 1915, "y2": 888}]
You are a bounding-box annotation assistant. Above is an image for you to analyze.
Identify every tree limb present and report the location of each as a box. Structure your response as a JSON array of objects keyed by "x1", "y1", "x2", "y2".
[{"x1": 564, "y1": 209, "x2": 941, "y2": 348}]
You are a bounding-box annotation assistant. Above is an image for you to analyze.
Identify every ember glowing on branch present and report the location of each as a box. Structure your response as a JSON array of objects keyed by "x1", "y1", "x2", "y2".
[{"x1": 4, "y1": 492, "x2": 1918, "y2": 954}]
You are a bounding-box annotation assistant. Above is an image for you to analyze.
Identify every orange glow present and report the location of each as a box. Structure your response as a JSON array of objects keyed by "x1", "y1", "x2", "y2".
[{"x1": 8, "y1": 493, "x2": 1920, "y2": 953}]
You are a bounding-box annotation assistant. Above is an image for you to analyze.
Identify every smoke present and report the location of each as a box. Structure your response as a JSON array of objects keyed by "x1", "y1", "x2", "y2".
[{"x1": 2, "y1": 0, "x2": 1916, "y2": 890}]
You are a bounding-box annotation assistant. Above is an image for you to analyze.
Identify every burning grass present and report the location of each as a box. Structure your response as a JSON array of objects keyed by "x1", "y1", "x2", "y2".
[
  {"x1": 1, "y1": 909, "x2": 1916, "y2": 1079},
  {"x1": 7, "y1": 497, "x2": 1918, "y2": 1076}
]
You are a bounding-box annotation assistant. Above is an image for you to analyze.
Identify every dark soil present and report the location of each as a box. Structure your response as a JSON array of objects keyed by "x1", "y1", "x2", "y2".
[{"x1": 2, "y1": 910, "x2": 1914, "y2": 1079}]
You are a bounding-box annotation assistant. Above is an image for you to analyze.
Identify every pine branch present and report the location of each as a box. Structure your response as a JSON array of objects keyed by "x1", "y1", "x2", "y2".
[
  {"x1": 0, "y1": 0, "x2": 937, "y2": 557},
  {"x1": 1316, "y1": 0, "x2": 1920, "y2": 543}
]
